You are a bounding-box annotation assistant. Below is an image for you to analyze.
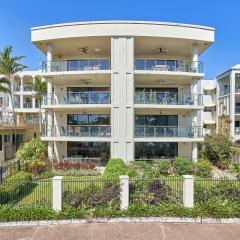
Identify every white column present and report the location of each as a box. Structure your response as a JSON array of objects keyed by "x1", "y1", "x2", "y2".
[
  {"x1": 111, "y1": 37, "x2": 134, "y2": 163},
  {"x1": 47, "y1": 44, "x2": 53, "y2": 73},
  {"x1": 48, "y1": 141, "x2": 54, "y2": 159},
  {"x1": 32, "y1": 96, "x2": 35, "y2": 109},
  {"x1": 120, "y1": 175, "x2": 129, "y2": 210},
  {"x1": 192, "y1": 44, "x2": 199, "y2": 72},
  {"x1": 52, "y1": 176, "x2": 63, "y2": 212},
  {"x1": 183, "y1": 175, "x2": 194, "y2": 208},
  {"x1": 192, "y1": 142, "x2": 198, "y2": 162},
  {"x1": 20, "y1": 76, "x2": 24, "y2": 92},
  {"x1": 230, "y1": 72, "x2": 235, "y2": 140}
]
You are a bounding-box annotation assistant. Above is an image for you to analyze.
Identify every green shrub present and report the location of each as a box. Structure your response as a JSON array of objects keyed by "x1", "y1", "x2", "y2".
[
  {"x1": 174, "y1": 157, "x2": 193, "y2": 175},
  {"x1": 201, "y1": 133, "x2": 232, "y2": 168},
  {"x1": 63, "y1": 182, "x2": 119, "y2": 208},
  {"x1": 194, "y1": 161, "x2": 212, "y2": 178},
  {"x1": 15, "y1": 139, "x2": 48, "y2": 174},
  {"x1": 0, "y1": 172, "x2": 33, "y2": 204},
  {"x1": 195, "y1": 181, "x2": 240, "y2": 204},
  {"x1": 152, "y1": 160, "x2": 171, "y2": 176},
  {"x1": 103, "y1": 158, "x2": 127, "y2": 178}
]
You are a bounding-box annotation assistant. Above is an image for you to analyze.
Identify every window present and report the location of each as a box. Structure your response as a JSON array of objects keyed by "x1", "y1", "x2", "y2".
[
  {"x1": 67, "y1": 114, "x2": 110, "y2": 125},
  {"x1": 0, "y1": 135, "x2": 2, "y2": 151},
  {"x1": 135, "y1": 142, "x2": 178, "y2": 159},
  {"x1": 67, "y1": 142, "x2": 110, "y2": 163},
  {"x1": 135, "y1": 115, "x2": 178, "y2": 126}
]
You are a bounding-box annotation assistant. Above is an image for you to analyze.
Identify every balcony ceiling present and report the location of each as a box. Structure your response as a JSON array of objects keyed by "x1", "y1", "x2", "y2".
[{"x1": 32, "y1": 21, "x2": 214, "y2": 58}]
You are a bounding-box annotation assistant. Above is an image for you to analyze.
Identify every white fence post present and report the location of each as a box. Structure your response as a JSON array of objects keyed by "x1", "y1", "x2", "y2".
[
  {"x1": 183, "y1": 175, "x2": 194, "y2": 208},
  {"x1": 52, "y1": 176, "x2": 63, "y2": 211},
  {"x1": 120, "y1": 175, "x2": 129, "y2": 210}
]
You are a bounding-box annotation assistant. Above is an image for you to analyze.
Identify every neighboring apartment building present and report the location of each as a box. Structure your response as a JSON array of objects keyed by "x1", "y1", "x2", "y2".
[
  {"x1": 201, "y1": 80, "x2": 217, "y2": 135},
  {"x1": 30, "y1": 21, "x2": 215, "y2": 163},
  {"x1": 0, "y1": 71, "x2": 41, "y2": 162},
  {"x1": 217, "y1": 65, "x2": 240, "y2": 142}
]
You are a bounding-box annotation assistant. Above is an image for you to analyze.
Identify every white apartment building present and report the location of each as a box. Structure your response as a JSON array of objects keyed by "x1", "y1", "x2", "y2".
[
  {"x1": 200, "y1": 79, "x2": 217, "y2": 135},
  {"x1": 0, "y1": 71, "x2": 42, "y2": 162},
  {"x1": 30, "y1": 21, "x2": 215, "y2": 163},
  {"x1": 217, "y1": 65, "x2": 240, "y2": 141}
]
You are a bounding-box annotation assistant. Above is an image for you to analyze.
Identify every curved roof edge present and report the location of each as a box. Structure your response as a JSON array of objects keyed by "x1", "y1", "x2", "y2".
[{"x1": 31, "y1": 20, "x2": 215, "y2": 31}]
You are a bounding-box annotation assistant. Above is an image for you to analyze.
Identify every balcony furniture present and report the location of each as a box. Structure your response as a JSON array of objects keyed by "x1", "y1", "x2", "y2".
[{"x1": 153, "y1": 65, "x2": 168, "y2": 71}]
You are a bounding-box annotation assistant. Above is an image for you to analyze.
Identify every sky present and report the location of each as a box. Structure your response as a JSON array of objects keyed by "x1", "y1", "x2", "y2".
[{"x1": 0, "y1": 0, "x2": 240, "y2": 79}]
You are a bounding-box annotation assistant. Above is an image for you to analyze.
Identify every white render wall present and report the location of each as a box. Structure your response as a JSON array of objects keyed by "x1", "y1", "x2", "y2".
[{"x1": 111, "y1": 37, "x2": 134, "y2": 163}]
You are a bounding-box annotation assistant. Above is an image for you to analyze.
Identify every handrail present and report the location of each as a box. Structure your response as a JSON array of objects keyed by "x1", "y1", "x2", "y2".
[
  {"x1": 135, "y1": 59, "x2": 203, "y2": 73},
  {"x1": 42, "y1": 59, "x2": 110, "y2": 72},
  {"x1": 135, "y1": 125, "x2": 203, "y2": 138}
]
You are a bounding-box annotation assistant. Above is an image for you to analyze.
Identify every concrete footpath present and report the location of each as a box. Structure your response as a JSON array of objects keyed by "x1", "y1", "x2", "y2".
[{"x1": 0, "y1": 222, "x2": 240, "y2": 240}]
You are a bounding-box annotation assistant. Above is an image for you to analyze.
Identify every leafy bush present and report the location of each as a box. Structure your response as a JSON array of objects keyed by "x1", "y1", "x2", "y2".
[
  {"x1": 152, "y1": 160, "x2": 171, "y2": 176},
  {"x1": 129, "y1": 179, "x2": 178, "y2": 205},
  {"x1": 0, "y1": 171, "x2": 33, "y2": 204},
  {"x1": 201, "y1": 133, "x2": 232, "y2": 168},
  {"x1": 54, "y1": 161, "x2": 96, "y2": 170},
  {"x1": 63, "y1": 182, "x2": 119, "y2": 208},
  {"x1": 15, "y1": 139, "x2": 48, "y2": 173},
  {"x1": 103, "y1": 158, "x2": 127, "y2": 178},
  {"x1": 52, "y1": 168, "x2": 100, "y2": 177},
  {"x1": 195, "y1": 180, "x2": 240, "y2": 204},
  {"x1": 194, "y1": 161, "x2": 212, "y2": 178},
  {"x1": 174, "y1": 157, "x2": 193, "y2": 175}
]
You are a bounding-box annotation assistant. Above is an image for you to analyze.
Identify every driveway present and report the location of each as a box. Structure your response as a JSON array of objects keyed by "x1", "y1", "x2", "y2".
[{"x1": 0, "y1": 222, "x2": 240, "y2": 240}]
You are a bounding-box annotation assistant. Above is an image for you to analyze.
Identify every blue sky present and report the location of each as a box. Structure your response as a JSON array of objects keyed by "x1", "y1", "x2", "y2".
[{"x1": 0, "y1": 0, "x2": 239, "y2": 79}]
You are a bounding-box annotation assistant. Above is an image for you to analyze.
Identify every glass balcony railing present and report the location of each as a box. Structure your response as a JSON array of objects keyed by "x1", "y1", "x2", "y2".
[
  {"x1": 134, "y1": 92, "x2": 202, "y2": 105},
  {"x1": 25, "y1": 116, "x2": 39, "y2": 124},
  {"x1": 135, "y1": 59, "x2": 203, "y2": 73},
  {"x1": 42, "y1": 59, "x2": 110, "y2": 73},
  {"x1": 135, "y1": 126, "x2": 203, "y2": 138},
  {"x1": 42, "y1": 125, "x2": 111, "y2": 137},
  {"x1": 43, "y1": 92, "x2": 110, "y2": 105},
  {"x1": 23, "y1": 86, "x2": 33, "y2": 92},
  {"x1": 219, "y1": 86, "x2": 230, "y2": 96},
  {"x1": 23, "y1": 102, "x2": 32, "y2": 108}
]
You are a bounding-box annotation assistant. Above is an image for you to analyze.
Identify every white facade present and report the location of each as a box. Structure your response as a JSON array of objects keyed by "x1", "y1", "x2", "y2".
[
  {"x1": 216, "y1": 65, "x2": 240, "y2": 142},
  {"x1": 30, "y1": 21, "x2": 215, "y2": 163},
  {"x1": 0, "y1": 71, "x2": 42, "y2": 150}
]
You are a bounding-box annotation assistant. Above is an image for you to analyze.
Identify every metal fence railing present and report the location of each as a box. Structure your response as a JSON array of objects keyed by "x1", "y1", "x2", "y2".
[
  {"x1": 0, "y1": 179, "x2": 52, "y2": 207},
  {"x1": 0, "y1": 160, "x2": 20, "y2": 181},
  {"x1": 194, "y1": 178, "x2": 240, "y2": 204},
  {"x1": 129, "y1": 177, "x2": 183, "y2": 205},
  {"x1": 62, "y1": 178, "x2": 120, "y2": 209}
]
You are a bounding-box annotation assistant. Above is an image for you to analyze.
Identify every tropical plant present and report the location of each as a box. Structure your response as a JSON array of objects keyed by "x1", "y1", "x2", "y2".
[
  {"x1": 26, "y1": 75, "x2": 47, "y2": 134},
  {"x1": 0, "y1": 78, "x2": 10, "y2": 94},
  {"x1": 0, "y1": 46, "x2": 26, "y2": 150}
]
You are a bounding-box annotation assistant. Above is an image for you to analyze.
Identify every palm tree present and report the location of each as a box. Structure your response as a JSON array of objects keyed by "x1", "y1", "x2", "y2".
[
  {"x1": 29, "y1": 75, "x2": 47, "y2": 135},
  {"x1": 0, "y1": 78, "x2": 10, "y2": 94},
  {"x1": 0, "y1": 46, "x2": 26, "y2": 150}
]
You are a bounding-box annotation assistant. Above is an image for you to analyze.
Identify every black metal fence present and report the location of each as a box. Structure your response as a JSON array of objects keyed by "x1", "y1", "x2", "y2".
[
  {"x1": 62, "y1": 178, "x2": 120, "y2": 209},
  {"x1": 0, "y1": 160, "x2": 20, "y2": 181},
  {"x1": 129, "y1": 177, "x2": 183, "y2": 205},
  {"x1": 194, "y1": 178, "x2": 240, "y2": 204},
  {"x1": 0, "y1": 179, "x2": 52, "y2": 207}
]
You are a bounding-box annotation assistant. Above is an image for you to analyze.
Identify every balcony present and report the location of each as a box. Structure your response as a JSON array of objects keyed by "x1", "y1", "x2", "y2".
[
  {"x1": 43, "y1": 92, "x2": 110, "y2": 105},
  {"x1": 25, "y1": 116, "x2": 39, "y2": 124},
  {"x1": 43, "y1": 125, "x2": 111, "y2": 138},
  {"x1": 23, "y1": 86, "x2": 33, "y2": 92},
  {"x1": 23, "y1": 102, "x2": 32, "y2": 108},
  {"x1": 134, "y1": 92, "x2": 202, "y2": 106},
  {"x1": 42, "y1": 59, "x2": 110, "y2": 73},
  {"x1": 135, "y1": 126, "x2": 203, "y2": 138},
  {"x1": 135, "y1": 59, "x2": 203, "y2": 73},
  {"x1": 236, "y1": 106, "x2": 240, "y2": 114}
]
